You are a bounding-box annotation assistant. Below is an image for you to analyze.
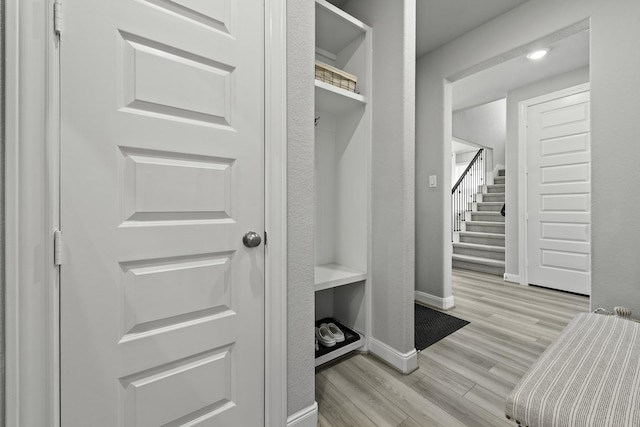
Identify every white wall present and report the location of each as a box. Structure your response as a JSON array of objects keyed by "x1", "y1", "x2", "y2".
[
  {"x1": 455, "y1": 151, "x2": 478, "y2": 164},
  {"x1": 505, "y1": 66, "x2": 590, "y2": 277},
  {"x1": 343, "y1": 0, "x2": 417, "y2": 355},
  {"x1": 453, "y1": 99, "x2": 506, "y2": 166},
  {"x1": 286, "y1": 0, "x2": 316, "y2": 416},
  {"x1": 416, "y1": 0, "x2": 640, "y2": 318}
]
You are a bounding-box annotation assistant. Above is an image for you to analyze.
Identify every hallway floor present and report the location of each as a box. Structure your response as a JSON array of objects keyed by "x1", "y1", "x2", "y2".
[{"x1": 316, "y1": 269, "x2": 589, "y2": 426}]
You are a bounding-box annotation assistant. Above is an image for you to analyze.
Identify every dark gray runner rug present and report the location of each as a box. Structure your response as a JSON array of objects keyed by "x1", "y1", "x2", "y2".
[{"x1": 415, "y1": 303, "x2": 469, "y2": 351}]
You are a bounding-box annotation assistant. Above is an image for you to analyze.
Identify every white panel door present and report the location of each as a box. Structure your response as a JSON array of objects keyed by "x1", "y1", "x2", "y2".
[
  {"x1": 527, "y1": 89, "x2": 591, "y2": 295},
  {"x1": 60, "y1": 0, "x2": 265, "y2": 425}
]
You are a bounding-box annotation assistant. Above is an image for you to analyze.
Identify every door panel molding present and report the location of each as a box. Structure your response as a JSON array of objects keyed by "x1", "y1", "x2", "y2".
[
  {"x1": 4, "y1": 0, "x2": 287, "y2": 425},
  {"x1": 517, "y1": 83, "x2": 590, "y2": 290}
]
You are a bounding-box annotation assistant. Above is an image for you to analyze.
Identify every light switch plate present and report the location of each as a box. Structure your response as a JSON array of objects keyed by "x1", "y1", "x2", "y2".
[{"x1": 429, "y1": 175, "x2": 437, "y2": 188}]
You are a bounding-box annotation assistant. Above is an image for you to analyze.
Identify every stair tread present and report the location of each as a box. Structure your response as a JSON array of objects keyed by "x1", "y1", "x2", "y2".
[
  {"x1": 471, "y1": 211, "x2": 504, "y2": 216},
  {"x1": 459, "y1": 231, "x2": 505, "y2": 238},
  {"x1": 465, "y1": 220, "x2": 505, "y2": 226},
  {"x1": 453, "y1": 242, "x2": 505, "y2": 252},
  {"x1": 452, "y1": 254, "x2": 505, "y2": 266}
]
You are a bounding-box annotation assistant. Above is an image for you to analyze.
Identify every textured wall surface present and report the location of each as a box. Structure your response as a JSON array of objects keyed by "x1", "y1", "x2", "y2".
[
  {"x1": 589, "y1": 2, "x2": 640, "y2": 317},
  {"x1": 453, "y1": 99, "x2": 506, "y2": 167},
  {"x1": 343, "y1": 0, "x2": 416, "y2": 354},
  {"x1": 416, "y1": 0, "x2": 640, "y2": 316},
  {"x1": 505, "y1": 67, "x2": 589, "y2": 276},
  {"x1": 286, "y1": 0, "x2": 316, "y2": 417}
]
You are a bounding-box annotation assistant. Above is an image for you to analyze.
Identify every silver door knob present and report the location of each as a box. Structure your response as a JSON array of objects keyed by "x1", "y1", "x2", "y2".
[{"x1": 242, "y1": 231, "x2": 262, "y2": 248}]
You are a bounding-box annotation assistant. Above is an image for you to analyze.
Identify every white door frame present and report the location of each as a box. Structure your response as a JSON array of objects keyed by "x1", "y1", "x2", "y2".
[
  {"x1": 4, "y1": 0, "x2": 288, "y2": 425},
  {"x1": 517, "y1": 83, "x2": 590, "y2": 288}
]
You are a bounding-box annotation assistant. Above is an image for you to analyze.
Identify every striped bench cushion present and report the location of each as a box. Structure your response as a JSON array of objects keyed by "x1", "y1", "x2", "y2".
[{"x1": 506, "y1": 312, "x2": 640, "y2": 426}]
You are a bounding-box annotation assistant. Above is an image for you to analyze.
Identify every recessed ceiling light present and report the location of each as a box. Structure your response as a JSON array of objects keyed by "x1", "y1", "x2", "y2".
[{"x1": 527, "y1": 49, "x2": 549, "y2": 60}]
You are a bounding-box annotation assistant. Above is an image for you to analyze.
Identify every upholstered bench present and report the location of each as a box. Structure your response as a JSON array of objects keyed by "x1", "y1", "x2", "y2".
[{"x1": 506, "y1": 312, "x2": 640, "y2": 426}]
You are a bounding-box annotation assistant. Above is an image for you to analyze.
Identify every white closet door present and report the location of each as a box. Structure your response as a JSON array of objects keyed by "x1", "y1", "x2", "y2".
[
  {"x1": 59, "y1": 0, "x2": 265, "y2": 425},
  {"x1": 527, "y1": 89, "x2": 591, "y2": 295}
]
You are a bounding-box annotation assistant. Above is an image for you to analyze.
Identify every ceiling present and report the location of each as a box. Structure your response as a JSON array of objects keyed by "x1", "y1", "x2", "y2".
[
  {"x1": 452, "y1": 29, "x2": 590, "y2": 110},
  {"x1": 326, "y1": 0, "x2": 589, "y2": 111},
  {"x1": 416, "y1": 0, "x2": 529, "y2": 57}
]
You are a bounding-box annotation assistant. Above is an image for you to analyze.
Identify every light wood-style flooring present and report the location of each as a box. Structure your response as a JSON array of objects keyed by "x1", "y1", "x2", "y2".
[{"x1": 316, "y1": 269, "x2": 590, "y2": 426}]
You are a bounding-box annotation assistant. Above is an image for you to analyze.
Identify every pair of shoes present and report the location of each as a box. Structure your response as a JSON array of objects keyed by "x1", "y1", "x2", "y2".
[
  {"x1": 316, "y1": 326, "x2": 334, "y2": 347},
  {"x1": 315, "y1": 322, "x2": 345, "y2": 348}
]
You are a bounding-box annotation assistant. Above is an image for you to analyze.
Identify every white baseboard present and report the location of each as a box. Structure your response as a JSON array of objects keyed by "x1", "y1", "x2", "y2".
[
  {"x1": 504, "y1": 273, "x2": 528, "y2": 286},
  {"x1": 369, "y1": 337, "x2": 418, "y2": 374},
  {"x1": 415, "y1": 290, "x2": 455, "y2": 310},
  {"x1": 286, "y1": 402, "x2": 318, "y2": 427},
  {"x1": 503, "y1": 273, "x2": 521, "y2": 284}
]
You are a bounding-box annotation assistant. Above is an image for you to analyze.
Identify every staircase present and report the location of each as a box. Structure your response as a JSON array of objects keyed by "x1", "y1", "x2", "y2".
[{"x1": 452, "y1": 169, "x2": 505, "y2": 276}]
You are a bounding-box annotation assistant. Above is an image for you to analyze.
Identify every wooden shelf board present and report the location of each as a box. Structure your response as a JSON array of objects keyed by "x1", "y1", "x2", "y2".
[
  {"x1": 315, "y1": 263, "x2": 366, "y2": 292},
  {"x1": 315, "y1": 331, "x2": 365, "y2": 367},
  {"x1": 316, "y1": 0, "x2": 369, "y2": 55},
  {"x1": 315, "y1": 80, "x2": 366, "y2": 115}
]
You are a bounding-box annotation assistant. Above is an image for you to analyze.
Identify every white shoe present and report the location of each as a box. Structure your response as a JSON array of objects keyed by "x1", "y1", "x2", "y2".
[
  {"x1": 323, "y1": 323, "x2": 345, "y2": 343},
  {"x1": 316, "y1": 325, "x2": 336, "y2": 347},
  {"x1": 315, "y1": 337, "x2": 319, "y2": 351}
]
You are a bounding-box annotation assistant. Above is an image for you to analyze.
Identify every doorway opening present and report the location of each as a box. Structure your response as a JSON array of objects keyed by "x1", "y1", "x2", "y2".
[{"x1": 448, "y1": 27, "x2": 591, "y2": 298}]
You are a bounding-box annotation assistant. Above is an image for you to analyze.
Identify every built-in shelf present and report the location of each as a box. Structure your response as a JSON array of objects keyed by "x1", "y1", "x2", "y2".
[
  {"x1": 315, "y1": 330, "x2": 364, "y2": 367},
  {"x1": 315, "y1": 263, "x2": 366, "y2": 291},
  {"x1": 313, "y1": 0, "x2": 370, "y2": 366},
  {"x1": 315, "y1": 80, "x2": 366, "y2": 114}
]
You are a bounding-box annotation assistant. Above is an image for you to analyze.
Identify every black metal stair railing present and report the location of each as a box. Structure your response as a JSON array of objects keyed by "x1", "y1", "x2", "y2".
[{"x1": 452, "y1": 148, "x2": 485, "y2": 240}]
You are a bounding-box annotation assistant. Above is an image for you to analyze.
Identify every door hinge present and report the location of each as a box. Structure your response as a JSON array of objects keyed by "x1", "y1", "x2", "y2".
[
  {"x1": 54, "y1": 0, "x2": 62, "y2": 35},
  {"x1": 264, "y1": 231, "x2": 268, "y2": 246},
  {"x1": 54, "y1": 230, "x2": 63, "y2": 266}
]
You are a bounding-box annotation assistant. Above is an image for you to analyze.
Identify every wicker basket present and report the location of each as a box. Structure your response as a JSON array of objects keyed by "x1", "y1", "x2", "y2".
[{"x1": 315, "y1": 61, "x2": 357, "y2": 93}]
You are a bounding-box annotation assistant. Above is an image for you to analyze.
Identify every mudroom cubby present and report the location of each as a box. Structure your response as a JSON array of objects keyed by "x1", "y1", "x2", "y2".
[
  {"x1": 314, "y1": 0, "x2": 371, "y2": 366},
  {"x1": 314, "y1": 283, "x2": 366, "y2": 366}
]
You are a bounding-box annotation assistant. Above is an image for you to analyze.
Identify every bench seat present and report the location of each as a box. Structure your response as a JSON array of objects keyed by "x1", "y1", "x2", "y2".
[{"x1": 506, "y1": 312, "x2": 640, "y2": 426}]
